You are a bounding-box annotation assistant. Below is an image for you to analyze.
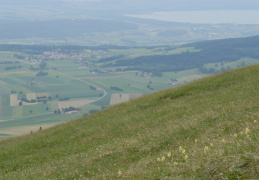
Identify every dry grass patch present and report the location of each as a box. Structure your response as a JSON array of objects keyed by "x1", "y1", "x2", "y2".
[
  {"x1": 26, "y1": 92, "x2": 49, "y2": 100},
  {"x1": 9, "y1": 94, "x2": 18, "y2": 106},
  {"x1": 110, "y1": 94, "x2": 142, "y2": 105},
  {"x1": 58, "y1": 99, "x2": 95, "y2": 109}
]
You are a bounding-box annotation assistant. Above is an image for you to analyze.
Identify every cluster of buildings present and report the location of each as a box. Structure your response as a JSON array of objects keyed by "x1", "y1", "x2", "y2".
[
  {"x1": 28, "y1": 51, "x2": 89, "y2": 61},
  {"x1": 27, "y1": 50, "x2": 110, "y2": 67}
]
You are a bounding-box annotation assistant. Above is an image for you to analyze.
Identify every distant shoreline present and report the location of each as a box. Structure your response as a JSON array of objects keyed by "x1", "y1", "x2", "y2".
[{"x1": 127, "y1": 10, "x2": 259, "y2": 25}]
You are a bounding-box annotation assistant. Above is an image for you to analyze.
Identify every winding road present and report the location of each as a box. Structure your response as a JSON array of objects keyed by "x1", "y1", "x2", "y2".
[{"x1": 0, "y1": 70, "x2": 108, "y2": 136}]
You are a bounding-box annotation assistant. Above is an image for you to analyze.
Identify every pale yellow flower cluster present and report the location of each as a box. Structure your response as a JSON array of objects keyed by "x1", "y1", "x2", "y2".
[
  {"x1": 181, "y1": 149, "x2": 186, "y2": 155},
  {"x1": 155, "y1": 120, "x2": 257, "y2": 169},
  {"x1": 179, "y1": 146, "x2": 188, "y2": 161},
  {"x1": 204, "y1": 146, "x2": 209, "y2": 153},
  {"x1": 238, "y1": 127, "x2": 252, "y2": 137},
  {"x1": 157, "y1": 156, "x2": 166, "y2": 163},
  {"x1": 179, "y1": 146, "x2": 183, "y2": 151},
  {"x1": 184, "y1": 155, "x2": 188, "y2": 160},
  {"x1": 157, "y1": 146, "x2": 189, "y2": 165},
  {"x1": 167, "y1": 152, "x2": 172, "y2": 158},
  {"x1": 118, "y1": 170, "x2": 122, "y2": 176},
  {"x1": 245, "y1": 128, "x2": 250, "y2": 134},
  {"x1": 161, "y1": 156, "x2": 166, "y2": 162}
]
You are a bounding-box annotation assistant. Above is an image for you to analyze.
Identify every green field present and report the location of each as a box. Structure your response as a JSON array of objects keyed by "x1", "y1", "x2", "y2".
[
  {"x1": 0, "y1": 95, "x2": 10, "y2": 107},
  {"x1": 0, "y1": 113, "x2": 80, "y2": 131}
]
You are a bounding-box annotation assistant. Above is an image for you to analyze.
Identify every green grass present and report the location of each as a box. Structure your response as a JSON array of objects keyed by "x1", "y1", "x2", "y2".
[
  {"x1": 11, "y1": 84, "x2": 33, "y2": 94},
  {"x1": 203, "y1": 57, "x2": 259, "y2": 72},
  {"x1": 9, "y1": 102, "x2": 57, "y2": 118},
  {"x1": 0, "y1": 95, "x2": 10, "y2": 107},
  {"x1": 0, "y1": 113, "x2": 77, "y2": 131},
  {"x1": 91, "y1": 94, "x2": 112, "y2": 107},
  {"x1": 0, "y1": 78, "x2": 18, "y2": 85},
  {"x1": 0, "y1": 106, "x2": 12, "y2": 118},
  {"x1": 0, "y1": 65, "x2": 258, "y2": 179},
  {"x1": 11, "y1": 106, "x2": 24, "y2": 117},
  {"x1": 87, "y1": 72, "x2": 172, "y2": 94},
  {"x1": 0, "y1": 84, "x2": 10, "y2": 95},
  {"x1": 0, "y1": 52, "x2": 16, "y2": 63},
  {"x1": 57, "y1": 91, "x2": 101, "y2": 100},
  {"x1": 21, "y1": 103, "x2": 54, "y2": 117},
  {"x1": 78, "y1": 104, "x2": 102, "y2": 115}
]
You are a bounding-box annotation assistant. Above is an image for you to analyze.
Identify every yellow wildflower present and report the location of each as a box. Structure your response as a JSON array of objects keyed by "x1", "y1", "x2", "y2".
[
  {"x1": 184, "y1": 155, "x2": 188, "y2": 160},
  {"x1": 204, "y1": 146, "x2": 209, "y2": 153},
  {"x1": 240, "y1": 131, "x2": 244, "y2": 135},
  {"x1": 234, "y1": 134, "x2": 238, "y2": 138},
  {"x1": 173, "y1": 162, "x2": 178, "y2": 165},
  {"x1": 254, "y1": 120, "x2": 257, "y2": 124},
  {"x1": 245, "y1": 128, "x2": 250, "y2": 134},
  {"x1": 157, "y1": 158, "x2": 161, "y2": 162},
  {"x1": 221, "y1": 139, "x2": 226, "y2": 143},
  {"x1": 167, "y1": 152, "x2": 172, "y2": 158},
  {"x1": 118, "y1": 171, "x2": 122, "y2": 176},
  {"x1": 194, "y1": 139, "x2": 197, "y2": 143},
  {"x1": 210, "y1": 143, "x2": 213, "y2": 147},
  {"x1": 161, "y1": 156, "x2": 166, "y2": 162},
  {"x1": 179, "y1": 146, "x2": 183, "y2": 151},
  {"x1": 181, "y1": 149, "x2": 186, "y2": 155}
]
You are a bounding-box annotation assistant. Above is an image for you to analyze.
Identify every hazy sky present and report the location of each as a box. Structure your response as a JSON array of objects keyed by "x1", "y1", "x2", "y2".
[
  {"x1": 2, "y1": 0, "x2": 259, "y2": 10},
  {"x1": 1, "y1": 0, "x2": 259, "y2": 45},
  {"x1": 1, "y1": 0, "x2": 259, "y2": 22}
]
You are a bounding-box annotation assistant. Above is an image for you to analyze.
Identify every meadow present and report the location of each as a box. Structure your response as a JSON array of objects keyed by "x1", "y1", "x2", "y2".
[{"x1": 0, "y1": 64, "x2": 258, "y2": 179}]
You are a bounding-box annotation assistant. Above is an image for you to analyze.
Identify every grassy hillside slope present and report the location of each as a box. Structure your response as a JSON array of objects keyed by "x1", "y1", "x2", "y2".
[{"x1": 0, "y1": 65, "x2": 258, "y2": 179}]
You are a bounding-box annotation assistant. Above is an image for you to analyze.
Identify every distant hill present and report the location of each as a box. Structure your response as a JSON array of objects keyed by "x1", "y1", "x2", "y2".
[
  {"x1": 0, "y1": 19, "x2": 138, "y2": 39},
  {"x1": 1, "y1": 0, "x2": 259, "y2": 46},
  {"x1": 102, "y1": 35, "x2": 259, "y2": 72},
  {"x1": 0, "y1": 64, "x2": 258, "y2": 179}
]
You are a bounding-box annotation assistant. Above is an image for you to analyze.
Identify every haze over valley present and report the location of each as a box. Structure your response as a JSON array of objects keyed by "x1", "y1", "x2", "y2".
[{"x1": 1, "y1": 0, "x2": 259, "y2": 45}]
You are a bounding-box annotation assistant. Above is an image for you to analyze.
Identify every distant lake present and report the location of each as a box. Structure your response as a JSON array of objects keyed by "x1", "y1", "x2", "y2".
[{"x1": 127, "y1": 10, "x2": 259, "y2": 25}]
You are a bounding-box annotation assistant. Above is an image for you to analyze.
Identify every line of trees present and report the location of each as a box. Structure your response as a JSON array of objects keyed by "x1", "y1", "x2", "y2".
[
  {"x1": 36, "y1": 71, "x2": 48, "y2": 76},
  {"x1": 5, "y1": 65, "x2": 22, "y2": 70},
  {"x1": 110, "y1": 86, "x2": 123, "y2": 91},
  {"x1": 20, "y1": 97, "x2": 51, "y2": 104},
  {"x1": 13, "y1": 54, "x2": 26, "y2": 59},
  {"x1": 89, "y1": 85, "x2": 96, "y2": 90},
  {"x1": 98, "y1": 54, "x2": 125, "y2": 63},
  {"x1": 0, "y1": 61, "x2": 20, "y2": 64},
  {"x1": 59, "y1": 97, "x2": 70, "y2": 101}
]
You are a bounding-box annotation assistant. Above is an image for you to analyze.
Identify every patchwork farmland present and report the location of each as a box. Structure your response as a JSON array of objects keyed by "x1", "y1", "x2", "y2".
[{"x1": 0, "y1": 39, "x2": 259, "y2": 138}]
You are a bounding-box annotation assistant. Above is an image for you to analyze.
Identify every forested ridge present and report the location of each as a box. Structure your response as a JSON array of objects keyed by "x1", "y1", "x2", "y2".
[{"x1": 102, "y1": 35, "x2": 259, "y2": 72}]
